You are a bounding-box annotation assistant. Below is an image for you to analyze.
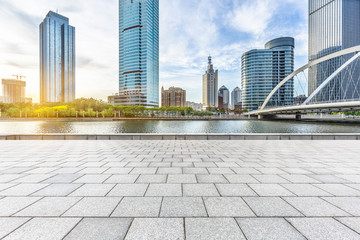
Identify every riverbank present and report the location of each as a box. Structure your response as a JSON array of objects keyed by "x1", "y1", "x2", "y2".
[{"x1": 1, "y1": 133, "x2": 360, "y2": 140}]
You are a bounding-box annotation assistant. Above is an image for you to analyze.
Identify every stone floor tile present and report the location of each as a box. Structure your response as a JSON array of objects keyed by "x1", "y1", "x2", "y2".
[
  {"x1": 204, "y1": 197, "x2": 255, "y2": 217},
  {"x1": 224, "y1": 175, "x2": 259, "y2": 183},
  {"x1": 237, "y1": 218, "x2": 305, "y2": 240},
  {"x1": 0, "y1": 183, "x2": 16, "y2": 191},
  {"x1": 323, "y1": 197, "x2": 360, "y2": 216},
  {"x1": 15, "y1": 197, "x2": 81, "y2": 217},
  {"x1": 0, "y1": 184, "x2": 48, "y2": 196},
  {"x1": 105, "y1": 175, "x2": 139, "y2": 183},
  {"x1": 74, "y1": 174, "x2": 111, "y2": 184},
  {"x1": 186, "y1": 218, "x2": 245, "y2": 240},
  {"x1": 183, "y1": 168, "x2": 208, "y2": 174},
  {"x1": 314, "y1": 184, "x2": 360, "y2": 196},
  {"x1": 281, "y1": 184, "x2": 333, "y2": 197},
  {"x1": 65, "y1": 218, "x2": 132, "y2": 240},
  {"x1": 284, "y1": 197, "x2": 350, "y2": 217},
  {"x1": 207, "y1": 168, "x2": 235, "y2": 174},
  {"x1": 232, "y1": 168, "x2": 261, "y2": 174},
  {"x1": 243, "y1": 197, "x2": 302, "y2": 217},
  {"x1": 216, "y1": 184, "x2": 257, "y2": 196},
  {"x1": 111, "y1": 197, "x2": 162, "y2": 217},
  {"x1": 337, "y1": 218, "x2": 360, "y2": 234},
  {"x1": 103, "y1": 167, "x2": 132, "y2": 174},
  {"x1": 12, "y1": 174, "x2": 54, "y2": 183},
  {"x1": 287, "y1": 218, "x2": 360, "y2": 240},
  {"x1": 77, "y1": 168, "x2": 108, "y2": 174},
  {"x1": 197, "y1": 175, "x2": 228, "y2": 183},
  {"x1": 157, "y1": 168, "x2": 182, "y2": 174},
  {"x1": 252, "y1": 175, "x2": 290, "y2": 183},
  {"x1": 31, "y1": 184, "x2": 82, "y2": 197},
  {"x1": 167, "y1": 174, "x2": 197, "y2": 183},
  {"x1": 107, "y1": 184, "x2": 148, "y2": 196},
  {"x1": 125, "y1": 218, "x2": 184, "y2": 240},
  {"x1": 63, "y1": 197, "x2": 121, "y2": 217},
  {"x1": 0, "y1": 197, "x2": 41, "y2": 216},
  {"x1": 42, "y1": 174, "x2": 82, "y2": 183},
  {"x1": 4, "y1": 218, "x2": 81, "y2": 240},
  {"x1": 146, "y1": 184, "x2": 182, "y2": 197},
  {"x1": 183, "y1": 184, "x2": 219, "y2": 197},
  {"x1": 0, "y1": 174, "x2": 23, "y2": 183},
  {"x1": 280, "y1": 175, "x2": 320, "y2": 183},
  {"x1": 131, "y1": 167, "x2": 157, "y2": 174},
  {"x1": 0, "y1": 217, "x2": 29, "y2": 239},
  {"x1": 136, "y1": 174, "x2": 167, "y2": 183},
  {"x1": 160, "y1": 197, "x2": 207, "y2": 217},
  {"x1": 69, "y1": 184, "x2": 115, "y2": 197},
  {"x1": 249, "y1": 184, "x2": 295, "y2": 196}
]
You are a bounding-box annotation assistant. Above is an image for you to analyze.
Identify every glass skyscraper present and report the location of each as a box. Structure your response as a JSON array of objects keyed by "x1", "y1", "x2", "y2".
[
  {"x1": 231, "y1": 87, "x2": 242, "y2": 109},
  {"x1": 242, "y1": 37, "x2": 294, "y2": 110},
  {"x1": 309, "y1": 0, "x2": 360, "y2": 102},
  {"x1": 218, "y1": 85, "x2": 229, "y2": 110},
  {"x1": 40, "y1": 11, "x2": 75, "y2": 103},
  {"x1": 118, "y1": 0, "x2": 159, "y2": 107}
]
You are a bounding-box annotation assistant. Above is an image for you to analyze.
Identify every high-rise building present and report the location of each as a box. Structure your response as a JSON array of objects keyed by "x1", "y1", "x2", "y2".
[
  {"x1": 161, "y1": 86, "x2": 186, "y2": 107},
  {"x1": 1, "y1": 76, "x2": 32, "y2": 104},
  {"x1": 203, "y1": 56, "x2": 218, "y2": 109},
  {"x1": 242, "y1": 37, "x2": 295, "y2": 110},
  {"x1": 40, "y1": 11, "x2": 75, "y2": 103},
  {"x1": 309, "y1": 0, "x2": 360, "y2": 102},
  {"x1": 218, "y1": 85, "x2": 229, "y2": 110},
  {"x1": 231, "y1": 87, "x2": 242, "y2": 109},
  {"x1": 117, "y1": 0, "x2": 159, "y2": 107}
]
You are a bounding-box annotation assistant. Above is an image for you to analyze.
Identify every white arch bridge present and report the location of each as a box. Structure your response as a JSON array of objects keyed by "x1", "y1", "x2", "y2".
[{"x1": 249, "y1": 46, "x2": 360, "y2": 119}]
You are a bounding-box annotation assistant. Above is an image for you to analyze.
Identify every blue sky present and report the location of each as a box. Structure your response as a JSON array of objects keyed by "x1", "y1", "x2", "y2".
[{"x1": 0, "y1": 0, "x2": 308, "y2": 103}]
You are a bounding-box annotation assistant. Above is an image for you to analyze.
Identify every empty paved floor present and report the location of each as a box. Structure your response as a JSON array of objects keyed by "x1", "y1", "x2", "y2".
[{"x1": 0, "y1": 140, "x2": 360, "y2": 239}]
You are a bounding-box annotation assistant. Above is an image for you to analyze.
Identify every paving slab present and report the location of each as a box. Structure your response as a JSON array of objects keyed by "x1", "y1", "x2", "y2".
[
  {"x1": 284, "y1": 197, "x2": 350, "y2": 217},
  {"x1": 183, "y1": 184, "x2": 219, "y2": 196},
  {"x1": 204, "y1": 197, "x2": 255, "y2": 217},
  {"x1": 337, "y1": 217, "x2": 360, "y2": 234},
  {"x1": 237, "y1": 218, "x2": 306, "y2": 240},
  {"x1": 111, "y1": 197, "x2": 162, "y2": 217},
  {"x1": 244, "y1": 197, "x2": 303, "y2": 217},
  {"x1": 323, "y1": 197, "x2": 360, "y2": 216},
  {"x1": 186, "y1": 218, "x2": 245, "y2": 240},
  {"x1": 216, "y1": 184, "x2": 257, "y2": 196},
  {"x1": 125, "y1": 218, "x2": 184, "y2": 240},
  {"x1": 4, "y1": 218, "x2": 81, "y2": 240},
  {"x1": 63, "y1": 197, "x2": 121, "y2": 217},
  {"x1": 0, "y1": 217, "x2": 30, "y2": 239},
  {"x1": 65, "y1": 218, "x2": 132, "y2": 240},
  {"x1": 0, "y1": 197, "x2": 41, "y2": 216},
  {"x1": 160, "y1": 197, "x2": 207, "y2": 217},
  {"x1": 69, "y1": 184, "x2": 115, "y2": 197},
  {"x1": 287, "y1": 218, "x2": 360, "y2": 240},
  {"x1": 145, "y1": 184, "x2": 182, "y2": 197},
  {"x1": 32, "y1": 183, "x2": 82, "y2": 197}
]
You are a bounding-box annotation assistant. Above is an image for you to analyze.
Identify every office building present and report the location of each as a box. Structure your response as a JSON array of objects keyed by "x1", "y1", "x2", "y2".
[
  {"x1": 218, "y1": 85, "x2": 229, "y2": 110},
  {"x1": 117, "y1": 0, "x2": 159, "y2": 107},
  {"x1": 186, "y1": 101, "x2": 203, "y2": 111},
  {"x1": 203, "y1": 56, "x2": 218, "y2": 109},
  {"x1": 231, "y1": 87, "x2": 242, "y2": 109},
  {"x1": 309, "y1": 0, "x2": 360, "y2": 102},
  {"x1": 40, "y1": 11, "x2": 75, "y2": 103},
  {"x1": 1, "y1": 76, "x2": 32, "y2": 104},
  {"x1": 242, "y1": 37, "x2": 295, "y2": 110},
  {"x1": 161, "y1": 86, "x2": 186, "y2": 107}
]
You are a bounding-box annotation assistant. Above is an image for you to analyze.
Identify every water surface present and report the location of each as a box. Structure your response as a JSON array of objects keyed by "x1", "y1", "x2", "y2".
[{"x1": 0, "y1": 120, "x2": 359, "y2": 134}]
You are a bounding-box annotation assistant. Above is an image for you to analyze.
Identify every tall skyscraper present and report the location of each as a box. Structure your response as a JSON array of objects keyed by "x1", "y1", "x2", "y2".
[
  {"x1": 40, "y1": 11, "x2": 75, "y2": 103},
  {"x1": 161, "y1": 86, "x2": 186, "y2": 107},
  {"x1": 203, "y1": 56, "x2": 218, "y2": 108},
  {"x1": 118, "y1": 0, "x2": 159, "y2": 107},
  {"x1": 218, "y1": 85, "x2": 229, "y2": 110},
  {"x1": 309, "y1": 0, "x2": 360, "y2": 102},
  {"x1": 242, "y1": 37, "x2": 295, "y2": 110},
  {"x1": 231, "y1": 87, "x2": 242, "y2": 109}
]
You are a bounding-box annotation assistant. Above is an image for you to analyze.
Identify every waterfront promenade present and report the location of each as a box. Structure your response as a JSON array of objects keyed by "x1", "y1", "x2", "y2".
[{"x1": 0, "y1": 140, "x2": 360, "y2": 239}]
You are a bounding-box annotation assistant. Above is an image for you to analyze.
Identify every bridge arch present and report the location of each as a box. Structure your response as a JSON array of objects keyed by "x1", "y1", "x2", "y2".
[{"x1": 260, "y1": 45, "x2": 360, "y2": 110}]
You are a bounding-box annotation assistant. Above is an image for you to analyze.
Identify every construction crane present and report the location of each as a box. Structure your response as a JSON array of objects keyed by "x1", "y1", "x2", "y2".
[{"x1": 12, "y1": 74, "x2": 26, "y2": 80}]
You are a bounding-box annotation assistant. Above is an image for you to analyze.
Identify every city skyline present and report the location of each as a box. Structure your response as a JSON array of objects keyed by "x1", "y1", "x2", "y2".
[{"x1": 0, "y1": 0, "x2": 308, "y2": 103}]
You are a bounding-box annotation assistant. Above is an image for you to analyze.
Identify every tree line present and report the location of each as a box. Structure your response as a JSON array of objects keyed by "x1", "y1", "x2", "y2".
[{"x1": 0, "y1": 98, "x2": 214, "y2": 118}]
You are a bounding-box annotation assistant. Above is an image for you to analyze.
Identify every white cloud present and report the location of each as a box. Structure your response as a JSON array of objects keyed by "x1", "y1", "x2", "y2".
[{"x1": 0, "y1": 0, "x2": 308, "y2": 103}]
